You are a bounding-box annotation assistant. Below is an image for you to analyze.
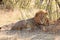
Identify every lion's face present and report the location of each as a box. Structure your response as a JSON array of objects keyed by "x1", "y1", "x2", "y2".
[{"x1": 34, "y1": 10, "x2": 49, "y2": 25}]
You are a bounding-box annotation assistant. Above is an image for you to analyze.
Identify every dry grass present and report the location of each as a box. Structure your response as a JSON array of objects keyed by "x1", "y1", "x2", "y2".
[{"x1": 0, "y1": 8, "x2": 39, "y2": 26}]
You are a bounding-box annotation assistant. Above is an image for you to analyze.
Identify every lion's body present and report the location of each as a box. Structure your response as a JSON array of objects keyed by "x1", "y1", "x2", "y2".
[{"x1": 11, "y1": 18, "x2": 38, "y2": 31}]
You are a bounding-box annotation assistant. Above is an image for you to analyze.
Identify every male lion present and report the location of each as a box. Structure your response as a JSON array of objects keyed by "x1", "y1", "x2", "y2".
[{"x1": 11, "y1": 10, "x2": 50, "y2": 31}]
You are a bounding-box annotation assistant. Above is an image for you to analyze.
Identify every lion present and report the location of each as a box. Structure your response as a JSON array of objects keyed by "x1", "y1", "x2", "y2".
[{"x1": 11, "y1": 10, "x2": 50, "y2": 31}]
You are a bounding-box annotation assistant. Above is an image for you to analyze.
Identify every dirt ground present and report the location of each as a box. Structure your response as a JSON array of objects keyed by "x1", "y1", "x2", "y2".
[{"x1": 0, "y1": 29, "x2": 60, "y2": 40}]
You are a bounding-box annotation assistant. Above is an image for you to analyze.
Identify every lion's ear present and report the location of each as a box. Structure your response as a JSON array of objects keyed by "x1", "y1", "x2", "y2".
[
  {"x1": 35, "y1": 13, "x2": 39, "y2": 17},
  {"x1": 35, "y1": 11, "x2": 41, "y2": 17}
]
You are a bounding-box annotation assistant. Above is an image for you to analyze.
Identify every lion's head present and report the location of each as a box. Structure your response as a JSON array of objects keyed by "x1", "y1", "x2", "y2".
[{"x1": 34, "y1": 10, "x2": 49, "y2": 25}]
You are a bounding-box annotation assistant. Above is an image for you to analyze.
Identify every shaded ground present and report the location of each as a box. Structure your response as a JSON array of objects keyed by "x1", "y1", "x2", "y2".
[{"x1": 0, "y1": 28, "x2": 60, "y2": 40}]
